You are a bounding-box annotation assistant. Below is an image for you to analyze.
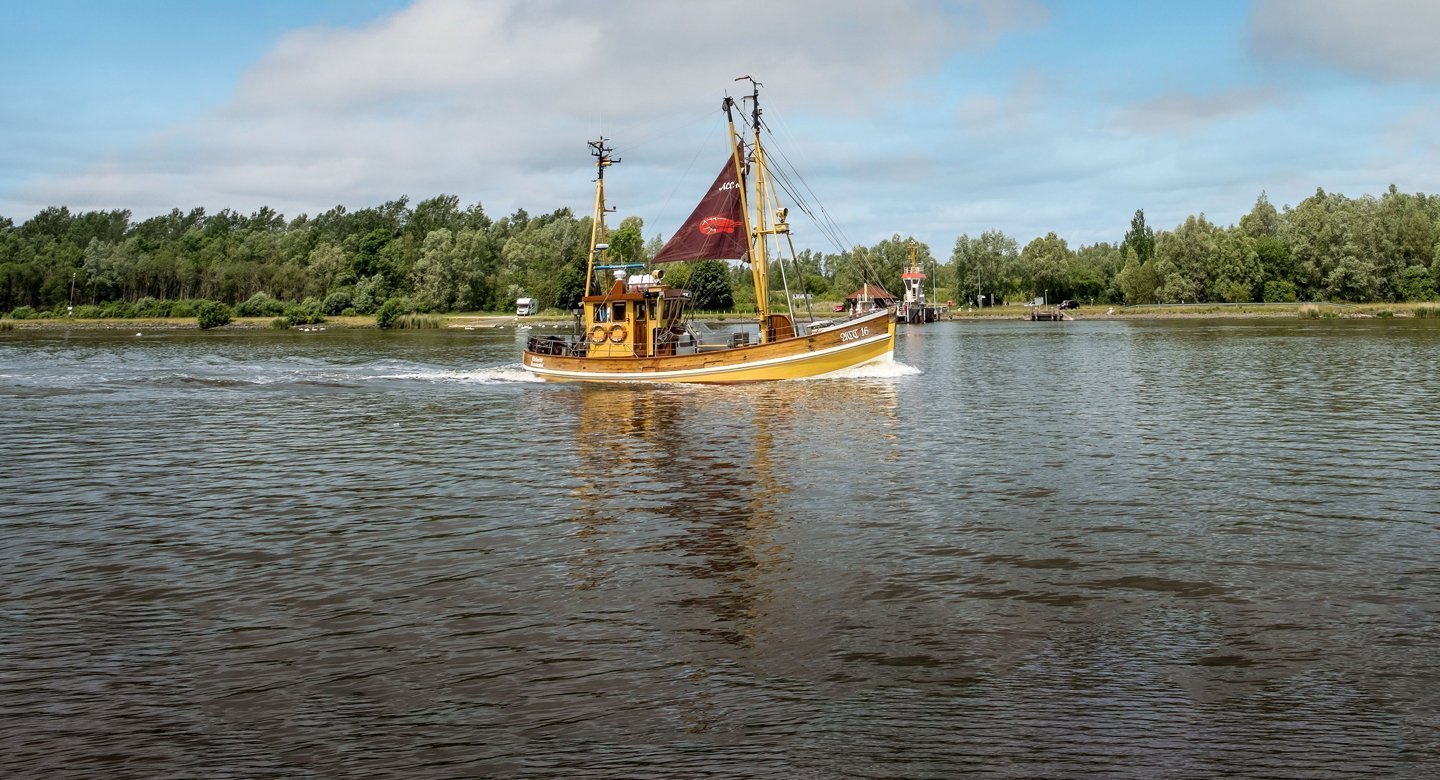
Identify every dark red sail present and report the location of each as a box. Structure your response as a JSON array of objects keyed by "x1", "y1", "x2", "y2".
[{"x1": 652, "y1": 156, "x2": 748, "y2": 264}]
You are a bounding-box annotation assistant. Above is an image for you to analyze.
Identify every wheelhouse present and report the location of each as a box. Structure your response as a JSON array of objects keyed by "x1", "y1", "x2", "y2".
[{"x1": 580, "y1": 270, "x2": 693, "y2": 358}]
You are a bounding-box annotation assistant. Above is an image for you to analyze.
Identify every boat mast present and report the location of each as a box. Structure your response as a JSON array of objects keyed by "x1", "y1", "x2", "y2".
[
  {"x1": 584, "y1": 137, "x2": 619, "y2": 296},
  {"x1": 732, "y1": 76, "x2": 771, "y2": 340}
]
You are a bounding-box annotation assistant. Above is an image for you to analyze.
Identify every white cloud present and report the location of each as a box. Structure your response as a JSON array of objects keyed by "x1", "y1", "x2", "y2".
[
  {"x1": 36, "y1": 0, "x2": 1438, "y2": 257},
  {"x1": 10, "y1": 0, "x2": 1046, "y2": 231},
  {"x1": 1249, "y1": 0, "x2": 1440, "y2": 81},
  {"x1": 1113, "y1": 86, "x2": 1280, "y2": 135},
  {"x1": 236, "y1": 0, "x2": 1046, "y2": 115},
  {"x1": 953, "y1": 69, "x2": 1050, "y2": 137}
]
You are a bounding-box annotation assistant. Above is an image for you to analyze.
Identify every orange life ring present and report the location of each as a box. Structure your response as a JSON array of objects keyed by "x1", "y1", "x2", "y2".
[
  {"x1": 589, "y1": 324, "x2": 608, "y2": 344},
  {"x1": 608, "y1": 323, "x2": 628, "y2": 343}
]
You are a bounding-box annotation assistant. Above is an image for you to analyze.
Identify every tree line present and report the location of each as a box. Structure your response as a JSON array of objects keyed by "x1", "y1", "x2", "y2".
[
  {"x1": 947, "y1": 186, "x2": 1440, "y2": 307},
  {"x1": 3, "y1": 185, "x2": 1438, "y2": 319}
]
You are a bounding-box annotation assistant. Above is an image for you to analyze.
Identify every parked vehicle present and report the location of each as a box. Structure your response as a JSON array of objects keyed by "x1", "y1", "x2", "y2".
[
  {"x1": 515, "y1": 297, "x2": 538, "y2": 316},
  {"x1": 1058, "y1": 299, "x2": 1080, "y2": 310}
]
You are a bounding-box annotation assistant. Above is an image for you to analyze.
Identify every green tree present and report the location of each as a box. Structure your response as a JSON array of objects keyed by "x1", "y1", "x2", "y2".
[
  {"x1": 1070, "y1": 242, "x2": 1121, "y2": 303},
  {"x1": 1241, "y1": 191, "x2": 1298, "y2": 295},
  {"x1": 1263, "y1": 280, "x2": 1298, "y2": 302},
  {"x1": 451, "y1": 228, "x2": 499, "y2": 311},
  {"x1": 306, "y1": 240, "x2": 350, "y2": 297},
  {"x1": 1285, "y1": 188, "x2": 1345, "y2": 299},
  {"x1": 1378, "y1": 184, "x2": 1435, "y2": 299},
  {"x1": 1326, "y1": 255, "x2": 1379, "y2": 301},
  {"x1": 826, "y1": 248, "x2": 864, "y2": 300},
  {"x1": 1284, "y1": 188, "x2": 1387, "y2": 301},
  {"x1": 236, "y1": 292, "x2": 285, "y2": 317},
  {"x1": 408, "y1": 194, "x2": 462, "y2": 240},
  {"x1": 1155, "y1": 214, "x2": 1221, "y2": 302},
  {"x1": 688, "y1": 260, "x2": 733, "y2": 311},
  {"x1": 195, "y1": 300, "x2": 231, "y2": 329},
  {"x1": 1018, "y1": 232, "x2": 1072, "y2": 302},
  {"x1": 552, "y1": 262, "x2": 586, "y2": 311},
  {"x1": 411, "y1": 228, "x2": 458, "y2": 311},
  {"x1": 1210, "y1": 227, "x2": 1261, "y2": 302},
  {"x1": 790, "y1": 249, "x2": 830, "y2": 297},
  {"x1": 607, "y1": 216, "x2": 645, "y2": 264},
  {"x1": 1240, "y1": 192, "x2": 1280, "y2": 239},
  {"x1": 1395, "y1": 265, "x2": 1437, "y2": 301},
  {"x1": 950, "y1": 230, "x2": 1019, "y2": 305},
  {"x1": 500, "y1": 208, "x2": 584, "y2": 310},
  {"x1": 352, "y1": 273, "x2": 389, "y2": 315},
  {"x1": 375, "y1": 297, "x2": 408, "y2": 328},
  {"x1": 285, "y1": 297, "x2": 325, "y2": 325},
  {"x1": 870, "y1": 234, "x2": 921, "y2": 294},
  {"x1": 321, "y1": 290, "x2": 352, "y2": 315},
  {"x1": 1116, "y1": 246, "x2": 1161, "y2": 304},
  {"x1": 1122, "y1": 209, "x2": 1155, "y2": 266},
  {"x1": 823, "y1": 235, "x2": 932, "y2": 304},
  {"x1": 660, "y1": 261, "x2": 692, "y2": 292},
  {"x1": 351, "y1": 227, "x2": 395, "y2": 280}
]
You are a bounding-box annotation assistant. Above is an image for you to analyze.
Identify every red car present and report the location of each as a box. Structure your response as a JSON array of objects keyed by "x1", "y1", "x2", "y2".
[{"x1": 832, "y1": 304, "x2": 846, "y2": 312}]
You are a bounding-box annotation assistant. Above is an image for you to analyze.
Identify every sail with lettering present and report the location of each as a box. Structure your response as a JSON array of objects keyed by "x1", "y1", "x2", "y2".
[{"x1": 652, "y1": 156, "x2": 748, "y2": 264}]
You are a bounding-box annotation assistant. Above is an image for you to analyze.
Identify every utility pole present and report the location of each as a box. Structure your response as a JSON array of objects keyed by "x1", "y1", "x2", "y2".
[{"x1": 68, "y1": 272, "x2": 76, "y2": 317}]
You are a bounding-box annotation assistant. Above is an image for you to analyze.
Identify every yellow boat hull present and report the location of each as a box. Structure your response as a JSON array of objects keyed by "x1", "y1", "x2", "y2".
[{"x1": 523, "y1": 311, "x2": 895, "y2": 384}]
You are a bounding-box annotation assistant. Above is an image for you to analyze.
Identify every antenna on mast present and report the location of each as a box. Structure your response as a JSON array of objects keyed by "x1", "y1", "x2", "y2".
[
  {"x1": 734, "y1": 75, "x2": 762, "y2": 129},
  {"x1": 588, "y1": 137, "x2": 620, "y2": 182},
  {"x1": 585, "y1": 138, "x2": 620, "y2": 296},
  {"x1": 588, "y1": 136, "x2": 619, "y2": 217}
]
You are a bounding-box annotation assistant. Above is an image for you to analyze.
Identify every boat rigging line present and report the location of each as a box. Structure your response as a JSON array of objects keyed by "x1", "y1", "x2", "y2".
[{"x1": 728, "y1": 87, "x2": 888, "y2": 295}]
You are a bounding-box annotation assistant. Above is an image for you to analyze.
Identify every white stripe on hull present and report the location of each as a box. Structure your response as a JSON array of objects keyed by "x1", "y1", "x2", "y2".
[{"x1": 524, "y1": 330, "x2": 892, "y2": 382}]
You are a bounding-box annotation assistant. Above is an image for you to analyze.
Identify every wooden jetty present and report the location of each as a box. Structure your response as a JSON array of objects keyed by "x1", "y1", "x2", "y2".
[{"x1": 1027, "y1": 307, "x2": 1072, "y2": 321}]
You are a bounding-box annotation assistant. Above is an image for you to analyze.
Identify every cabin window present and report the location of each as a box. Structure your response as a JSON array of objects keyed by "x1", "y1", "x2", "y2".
[
  {"x1": 612, "y1": 302, "x2": 626, "y2": 321},
  {"x1": 647, "y1": 299, "x2": 657, "y2": 319},
  {"x1": 593, "y1": 303, "x2": 608, "y2": 323}
]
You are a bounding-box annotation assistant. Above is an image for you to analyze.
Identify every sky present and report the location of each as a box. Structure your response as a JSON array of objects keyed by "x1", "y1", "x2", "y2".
[{"x1": 4, "y1": 0, "x2": 1440, "y2": 257}]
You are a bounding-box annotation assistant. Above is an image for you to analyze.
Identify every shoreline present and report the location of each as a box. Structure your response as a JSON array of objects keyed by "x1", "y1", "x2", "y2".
[{"x1": 3, "y1": 302, "x2": 1434, "y2": 331}]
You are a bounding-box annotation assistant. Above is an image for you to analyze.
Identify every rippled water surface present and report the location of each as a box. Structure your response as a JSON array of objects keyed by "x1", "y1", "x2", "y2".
[{"x1": 3, "y1": 319, "x2": 1438, "y2": 778}]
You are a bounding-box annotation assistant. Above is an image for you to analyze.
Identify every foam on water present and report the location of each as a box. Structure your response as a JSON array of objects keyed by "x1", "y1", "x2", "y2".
[
  {"x1": 369, "y1": 364, "x2": 543, "y2": 384},
  {"x1": 807, "y1": 356, "x2": 921, "y2": 380}
]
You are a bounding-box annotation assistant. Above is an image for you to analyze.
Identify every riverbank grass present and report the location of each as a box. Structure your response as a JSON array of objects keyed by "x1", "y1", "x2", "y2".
[{"x1": 394, "y1": 314, "x2": 442, "y2": 329}]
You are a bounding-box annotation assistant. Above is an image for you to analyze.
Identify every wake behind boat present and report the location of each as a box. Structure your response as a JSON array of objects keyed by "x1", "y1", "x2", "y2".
[{"x1": 522, "y1": 78, "x2": 895, "y2": 383}]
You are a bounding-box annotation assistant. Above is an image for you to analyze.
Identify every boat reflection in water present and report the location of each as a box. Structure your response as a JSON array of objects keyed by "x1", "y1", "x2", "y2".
[{"x1": 565, "y1": 379, "x2": 901, "y2": 660}]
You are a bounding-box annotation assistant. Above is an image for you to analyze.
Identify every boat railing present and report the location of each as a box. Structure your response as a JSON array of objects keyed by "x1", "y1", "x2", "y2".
[
  {"x1": 687, "y1": 321, "x2": 718, "y2": 339},
  {"x1": 526, "y1": 335, "x2": 588, "y2": 357}
]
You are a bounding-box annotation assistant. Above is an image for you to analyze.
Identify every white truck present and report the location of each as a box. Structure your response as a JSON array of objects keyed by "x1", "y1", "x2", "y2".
[{"x1": 515, "y1": 297, "x2": 537, "y2": 316}]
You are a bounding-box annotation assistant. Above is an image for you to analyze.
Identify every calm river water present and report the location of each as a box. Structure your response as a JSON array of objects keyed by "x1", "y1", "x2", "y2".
[{"x1": 2, "y1": 318, "x2": 1438, "y2": 778}]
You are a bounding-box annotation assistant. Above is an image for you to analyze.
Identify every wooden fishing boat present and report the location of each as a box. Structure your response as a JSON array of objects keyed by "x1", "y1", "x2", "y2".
[{"x1": 522, "y1": 78, "x2": 895, "y2": 383}]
